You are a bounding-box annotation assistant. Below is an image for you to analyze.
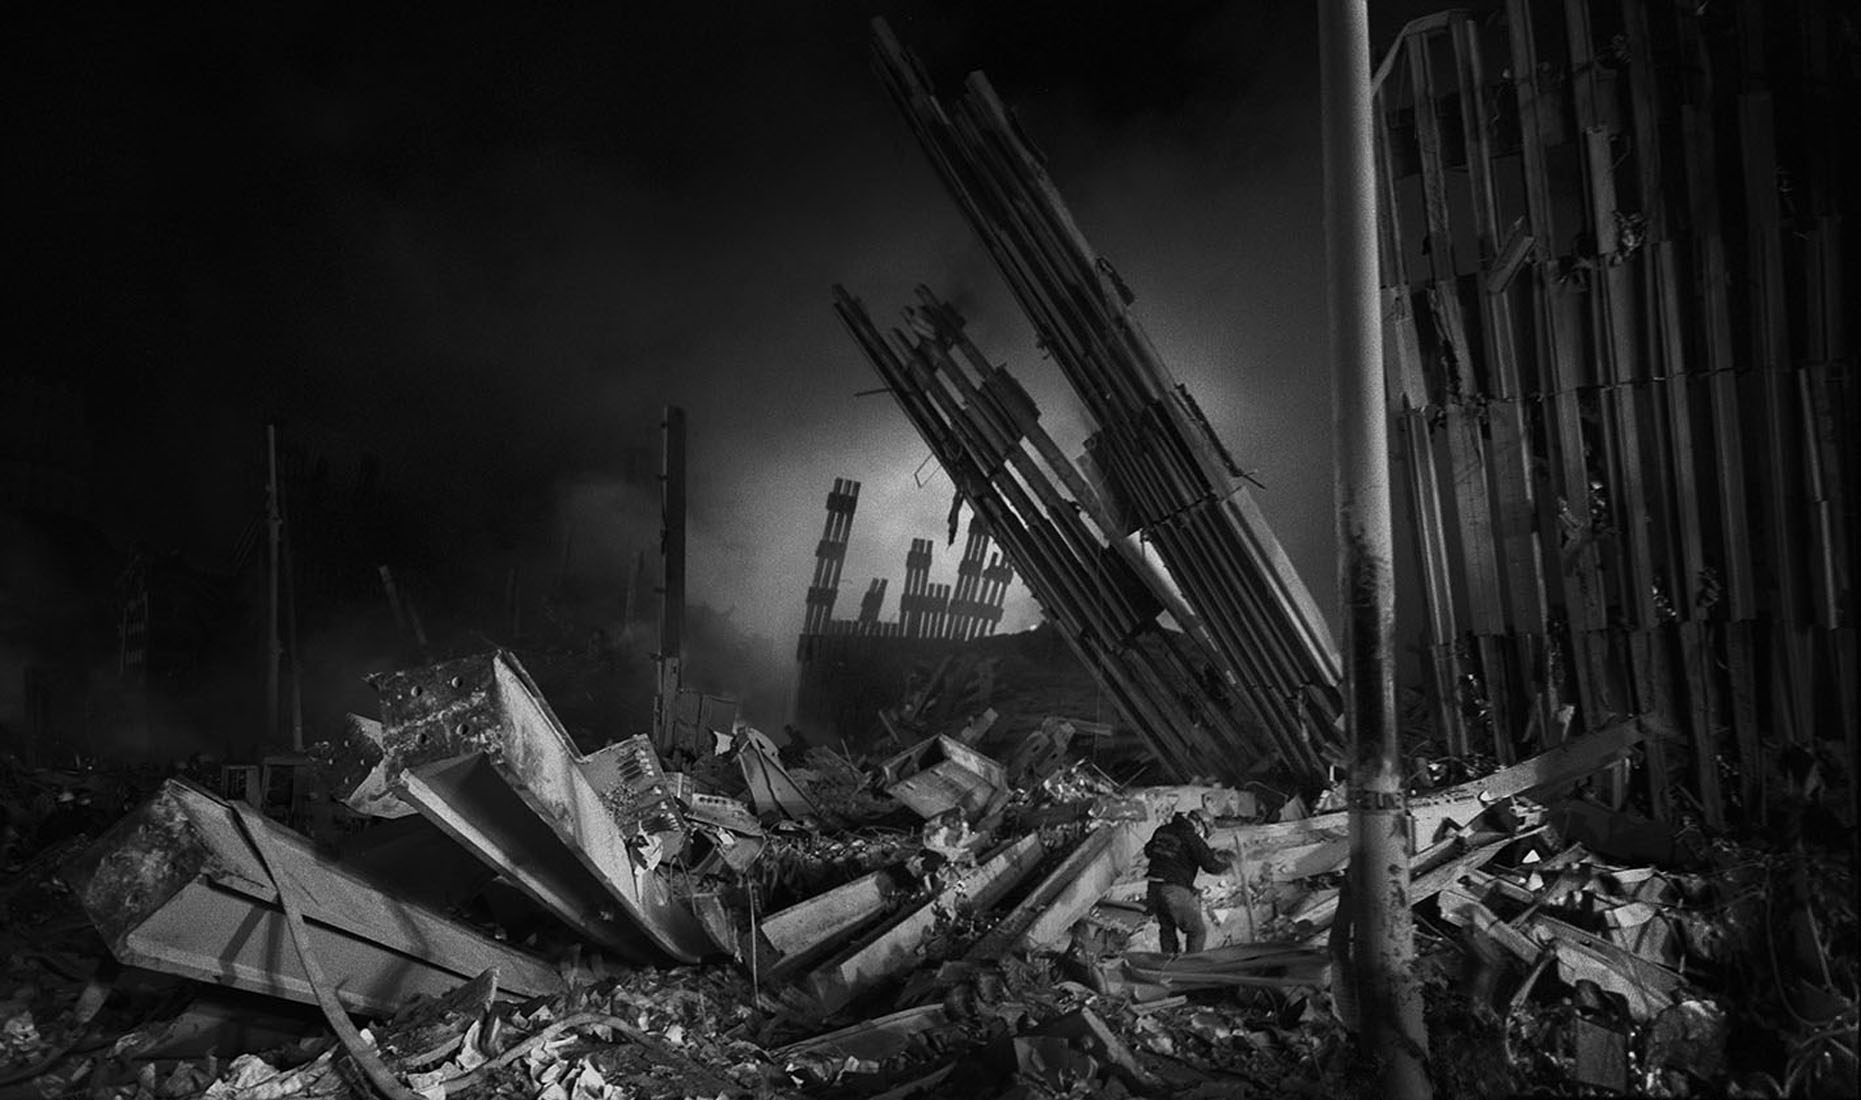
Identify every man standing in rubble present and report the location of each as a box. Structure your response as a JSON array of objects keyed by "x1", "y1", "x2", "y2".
[{"x1": 1144, "y1": 810, "x2": 1233, "y2": 955}]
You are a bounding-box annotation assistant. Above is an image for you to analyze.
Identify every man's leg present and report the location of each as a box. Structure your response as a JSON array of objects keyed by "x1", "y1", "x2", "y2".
[
  {"x1": 1160, "y1": 884, "x2": 1207, "y2": 954},
  {"x1": 1148, "y1": 882, "x2": 1180, "y2": 955}
]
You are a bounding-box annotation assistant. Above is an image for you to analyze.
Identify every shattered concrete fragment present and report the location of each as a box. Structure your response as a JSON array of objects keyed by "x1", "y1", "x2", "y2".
[
  {"x1": 62, "y1": 779, "x2": 562, "y2": 1017},
  {"x1": 882, "y1": 735, "x2": 1007, "y2": 820},
  {"x1": 954, "y1": 708, "x2": 998, "y2": 745}
]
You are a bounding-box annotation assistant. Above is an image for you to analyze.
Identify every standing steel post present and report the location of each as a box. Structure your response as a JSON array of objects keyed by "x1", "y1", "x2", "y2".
[
  {"x1": 1319, "y1": 1, "x2": 1431, "y2": 1096},
  {"x1": 654, "y1": 406, "x2": 687, "y2": 754},
  {"x1": 282, "y1": 496, "x2": 304, "y2": 753},
  {"x1": 265, "y1": 422, "x2": 283, "y2": 753}
]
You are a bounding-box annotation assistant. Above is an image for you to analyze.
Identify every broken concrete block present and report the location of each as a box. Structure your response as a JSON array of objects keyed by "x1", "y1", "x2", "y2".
[
  {"x1": 882, "y1": 735, "x2": 1007, "y2": 820},
  {"x1": 62, "y1": 779, "x2": 562, "y2": 1017},
  {"x1": 955, "y1": 708, "x2": 998, "y2": 745}
]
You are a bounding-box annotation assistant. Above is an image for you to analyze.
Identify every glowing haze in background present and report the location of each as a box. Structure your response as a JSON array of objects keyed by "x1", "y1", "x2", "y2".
[{"x1": 11, "y1": 1, "x2": 1461, "y2": 720}]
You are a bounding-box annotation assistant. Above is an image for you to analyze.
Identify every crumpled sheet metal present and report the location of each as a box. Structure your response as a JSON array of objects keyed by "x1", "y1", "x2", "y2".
[{"x1": 364, "y1": 650, "x2": 716, "y2": 963}]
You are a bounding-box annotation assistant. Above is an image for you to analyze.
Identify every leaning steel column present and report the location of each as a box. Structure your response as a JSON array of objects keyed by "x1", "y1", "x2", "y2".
[{"x1": 1320, "y1": 1, "x2": 1429, "y2": 1096}]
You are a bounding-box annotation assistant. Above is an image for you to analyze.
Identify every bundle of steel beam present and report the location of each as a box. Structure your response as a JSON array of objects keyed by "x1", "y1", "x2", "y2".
[
  {"x1": 866, "y1": 22, "x2": 1344, "y2": 780},
  {"x1": 1369, "y1": 2, "x2": 1854, "y2": 825},
  {"x1": 836, "y1": 286, "x2": 1276, "y2": 782}
]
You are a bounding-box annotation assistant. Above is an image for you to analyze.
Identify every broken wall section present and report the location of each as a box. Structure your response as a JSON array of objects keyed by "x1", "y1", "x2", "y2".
[{"x1": 1372, "y1": 1, "x2": 1855, "y2": 828}]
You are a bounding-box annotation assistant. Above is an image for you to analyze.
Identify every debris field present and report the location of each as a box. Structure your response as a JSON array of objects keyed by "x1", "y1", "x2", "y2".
[{"x1": 3, "y1": 3, "x2": 1855, "y2": 1099}]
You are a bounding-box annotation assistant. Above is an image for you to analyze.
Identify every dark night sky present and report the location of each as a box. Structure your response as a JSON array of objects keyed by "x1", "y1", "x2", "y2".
[{"x1": 9, "y1": 1, "x2": 1456, "y2": 657}]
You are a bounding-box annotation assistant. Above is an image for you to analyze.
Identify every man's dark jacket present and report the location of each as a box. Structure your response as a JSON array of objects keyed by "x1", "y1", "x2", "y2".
[{"x1": 1144, "y1": 816, "x2": 1228, "y2": 888}]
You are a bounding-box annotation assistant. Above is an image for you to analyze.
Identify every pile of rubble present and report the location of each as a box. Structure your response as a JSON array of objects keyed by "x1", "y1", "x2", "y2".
[{"x1": 1, "y1": 650, "x2": 1852, "y2": 1098}]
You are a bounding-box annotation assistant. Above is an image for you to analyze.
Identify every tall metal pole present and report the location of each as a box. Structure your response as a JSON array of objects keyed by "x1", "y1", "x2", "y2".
[
  {"x1": 1319, "y1": 1, "x2": 1430, "y2": 1096},
  {"x1": 265, "y1": 423, "x2": 283, "y2": 753},
  {"x1": 654, "y1": 406, "x2": 687, "y2": 753},
  {"x1": 281, "y1": 493, "x2": 305, "y2": 754}
]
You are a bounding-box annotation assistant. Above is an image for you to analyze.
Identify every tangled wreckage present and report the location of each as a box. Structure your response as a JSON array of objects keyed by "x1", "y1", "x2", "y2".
[
  {"x1": 5, "y1": 2, "x2": 1855, "y2": 1097},
  {"x1": 44, "y1": 648, "x2": 1738, "y2": 1099}
]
